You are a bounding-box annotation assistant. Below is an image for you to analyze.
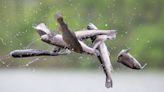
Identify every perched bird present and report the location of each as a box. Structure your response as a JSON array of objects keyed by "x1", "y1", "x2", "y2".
[{"x1": 117, "y1": 49, "x2": 147, "y2": 69}]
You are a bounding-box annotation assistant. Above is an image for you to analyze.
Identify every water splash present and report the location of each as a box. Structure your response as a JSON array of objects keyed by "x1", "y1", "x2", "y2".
[
  {"x1": 136, "y1": 38, "x2": 139, "y2": 41},
  {"x1": 0, "y1": 54, "x2": 12, "y2": 68},
  {"x1": 78, "y1": 56, "x2": 83, "y2": 60},
  {"x1": 125, "y1": 31, "x2": 128, "y2": 34},
  {"x1": 24, "y1": 38, "x2": 40, "y2": 49},
  {"x1": 25, "y1": 57, "x2": 42, "y2": 67},
  {"x1": 147, "y1": 40, "x2": 150, "y2": 43},
  {"x1": 39, "y1": 2, "x2": 42, "y2": 5},
  {"x1": 0, "y1": 37, "x2": 6, "y2": 46},
  {"x1": 97, "y1": 64, "x2": 103, "y2": 72},
  {"x1": 105, "y1": 24, "x2": 108, "y2": 27},
  {"x1": 0, "y1": 59, "x2": 6, "y2": 65}
]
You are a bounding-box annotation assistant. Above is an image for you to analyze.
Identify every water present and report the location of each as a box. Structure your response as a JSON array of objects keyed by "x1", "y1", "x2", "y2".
[
  {"x1": 0, "y1": 70, "x2": 163, "y2": 92},
  {"x1": 25, "y1": 57, "x2": 42, "y2": 67}
]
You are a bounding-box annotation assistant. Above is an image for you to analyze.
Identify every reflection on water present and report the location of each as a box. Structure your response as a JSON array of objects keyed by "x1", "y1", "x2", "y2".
[{"x1": 0, "y1": 69, "x2": 164, "y2": 92}]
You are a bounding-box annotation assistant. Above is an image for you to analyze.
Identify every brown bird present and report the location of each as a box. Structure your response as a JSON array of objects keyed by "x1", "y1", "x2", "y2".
[{"x1": 55, "y1": 13, "x2": 83, "y2": 53}]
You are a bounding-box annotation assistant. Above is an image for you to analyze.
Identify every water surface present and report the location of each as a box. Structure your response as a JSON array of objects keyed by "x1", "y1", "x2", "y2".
[{"x1": 0, "y1": 70, "x2": 164, "y2": 92}]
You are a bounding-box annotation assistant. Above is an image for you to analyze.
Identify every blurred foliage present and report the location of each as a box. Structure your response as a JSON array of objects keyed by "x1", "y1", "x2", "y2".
[{"x1": 0, "y1": 0, "x2": 163, "y2": 69}]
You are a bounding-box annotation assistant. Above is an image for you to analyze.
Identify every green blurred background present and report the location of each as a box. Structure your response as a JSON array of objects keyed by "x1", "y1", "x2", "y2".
[{"x1": 0, "y1": 0, "x2": 163, "y2": 70}]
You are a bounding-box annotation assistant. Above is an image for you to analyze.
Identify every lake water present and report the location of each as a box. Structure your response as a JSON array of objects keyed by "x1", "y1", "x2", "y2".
[{"x1": 0, "y1": 69, "x2": 164, "y2": 92}]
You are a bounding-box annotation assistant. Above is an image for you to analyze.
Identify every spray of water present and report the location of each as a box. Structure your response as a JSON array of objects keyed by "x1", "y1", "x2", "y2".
[
  {"x1": 0, "y1": 37, "x2": 6, "y2": 46},
  {"x1": 0, "y1": 37, "x2": 43, "y2": 68},
  {"x1": 0, "y1": 55, "x2": 11, "y2": 67},
  {"x1": 25, "y1": 57, "x2": 42, "y2": 67},
  {"x1": 24, "y1": 38, "x2": 40, "y2": 49}
]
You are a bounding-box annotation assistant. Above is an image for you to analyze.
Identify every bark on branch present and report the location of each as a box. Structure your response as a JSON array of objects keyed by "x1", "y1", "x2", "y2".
[
  {"x1": 10, "y1": 49, "x2": 69, "y2": 58},
  {"x1": 9, "y1": 12, "x2": 147, "y2": 89},
  {"x1": 87, "y1": 23, "x2": 113, "y2": 88}
]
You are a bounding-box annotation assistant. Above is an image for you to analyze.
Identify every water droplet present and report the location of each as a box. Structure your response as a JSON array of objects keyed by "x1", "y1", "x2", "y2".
[
  {"x1": 0, "y1": 37, "x2": 6, "y2": 46},
  {"x1": 6, "y1": 64, "x2": 10, "y2": 68},
  {"x1": 32, "y1": 68, "x2": 36, "y2": 72},
  {"x1": 10, "y1": 41, "x2": 13, "y2": 43},
  {"x1": 25, "y1": 29, "x2": 28, "y2": 32},
  {"x1": 87, "y1": 57, "x2": 90, "y2": 60},
  {"x1": 70, "y1": 3, "x2": 73, "y2": 6},
  {"x1": 4, "y1": 6, "x2": 7, "y2": 8},
  {"x1": 25, "y1": 57, "x2": 41, "y2": 67},
  {"x1": 39, "y1": 2, "x2": 42, "y2": 5},
  {"x1": 35, "y1": 11, "x2": 38, "y2": 14},
  {"x1": 24, "y1": 38, "x2": 39, "y2": 49},
  {"x1": 16, "y1": 33, "x2": 19, "y2": 37},
  {"x1": 1, "y1": 60, "x2": 5, "y2": 64},
  {"x1": 105, "y1": 24, "x2": 108, "y2": 27},
  {"x1": 43, "y1": 58, "x2": 47, "y2": 61},
  {"x1": 78, "y1": 56, "x2": 83, "y2": 60},
  {"x1": 147, "y1": 40, "x2": 150, "y2": 43},
  {"x1": 20, "y1": 43, "x2": 23, "y2": 46},
  {"x1": 136, "y1": 38, "x2": 139, "y2": 40},
  {"x1": 25, "y1": 64, "x2": 29, "y2": 67}
]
